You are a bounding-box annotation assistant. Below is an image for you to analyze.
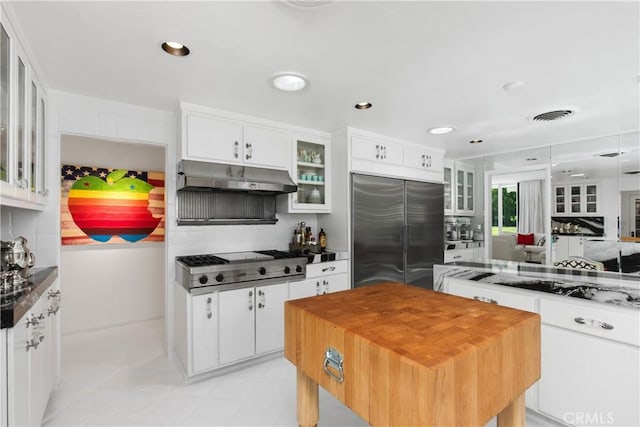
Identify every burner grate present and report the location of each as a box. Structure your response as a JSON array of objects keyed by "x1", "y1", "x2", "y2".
[
  {"x1": 255, "y1": 250, "x2": 302, "y2": 260},
  {"x1": 177, "y1": 255, "x2": 228, "y2": 267}
]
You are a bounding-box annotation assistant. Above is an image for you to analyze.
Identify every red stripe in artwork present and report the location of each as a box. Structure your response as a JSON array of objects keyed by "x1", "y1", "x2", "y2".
[
  {"x1": 68, "y1": 205, "x2": 154, "y2": 215},
  {"x1": 147, "y1": 179, "x2": 164, "y2": 187},
  {"x1": 71, "y1": 218, "x2": 161, "y2": 228},
  {"x1": 78, "y1": 227, "x2": 160, "y2": 235}
]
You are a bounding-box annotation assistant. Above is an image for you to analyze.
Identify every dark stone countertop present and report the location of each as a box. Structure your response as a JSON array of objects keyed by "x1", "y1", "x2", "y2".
[{"x1": 1, "y1": 267, "x2": 58, "y2": 329}]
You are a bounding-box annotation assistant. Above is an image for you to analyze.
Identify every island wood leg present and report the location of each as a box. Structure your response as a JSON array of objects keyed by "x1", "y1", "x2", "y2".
[
  {"x1": 296, "y1": 368, "x2": 319, "y2": 427},
  {"x1": 497, "y1": 392, "x2": 526, "y2": 427}
]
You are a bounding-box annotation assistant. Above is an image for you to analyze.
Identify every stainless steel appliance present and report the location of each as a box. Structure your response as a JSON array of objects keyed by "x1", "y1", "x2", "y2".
[
  {"x1": 176, "y1": 249, "x2": 307, "y2": 294},
  {"x1": 1, "y1": 236, "x2": 35, "y2": 295},
  {"x1": 352, "y1": 174, "x2": 444, "y2": 289}
]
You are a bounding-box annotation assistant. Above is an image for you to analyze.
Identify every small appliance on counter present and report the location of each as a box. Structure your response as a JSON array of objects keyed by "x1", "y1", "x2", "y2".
[
  {"x1": 1, "y1": 236, "x2": 35, "y2": 295},
  {"x1": 444, "y1": 216, "x2": 471, "y2": 241}
]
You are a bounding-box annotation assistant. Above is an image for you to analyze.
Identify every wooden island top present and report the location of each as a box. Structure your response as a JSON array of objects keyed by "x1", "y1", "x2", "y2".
[{"x1": 285, "y1": 282, "x2": 541, "y2": 427}]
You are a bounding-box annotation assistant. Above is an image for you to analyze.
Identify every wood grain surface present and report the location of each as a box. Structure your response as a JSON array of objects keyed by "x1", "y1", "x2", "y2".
[{"x1": 285, "y1": 282, "x2": 541, "y2": 426}]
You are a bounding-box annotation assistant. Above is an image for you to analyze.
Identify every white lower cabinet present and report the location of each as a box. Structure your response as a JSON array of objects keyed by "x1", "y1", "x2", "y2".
[
  {"x1": 218, "y1": 282, "x2": 288, "y2": 366},
  {"x1": 538, "y1": 299, "x2": 639, "y2": 427},
  {"x1": 255, "y1": 283, "x2": 289, "y2": 355},
  {"x1": 290, "y1": 260, "x2": 350, "y2": 299},
  {"x1": 553, "y1": 236, "x2": 584, "y2": 262},
  {"x1": 3, "y1": 278, "x2": 60, "y2": 427},
  {"x1": 8, "y1": 313, "x2": 29, "y2": 427},
  {"x1": 289, "y1": 272, "x2": 349, "y2": 299},
  {"x1": 191, "y1": 292, "x2": 219, "y2": 373},
  {"x1": 442, "y1": 277, "x2": 640, "y2": 426}
]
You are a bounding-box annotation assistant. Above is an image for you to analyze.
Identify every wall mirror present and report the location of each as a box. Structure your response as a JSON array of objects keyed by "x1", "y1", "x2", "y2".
[{"x1": 453, "y1": 130, "x2": 639, "y2": 275}]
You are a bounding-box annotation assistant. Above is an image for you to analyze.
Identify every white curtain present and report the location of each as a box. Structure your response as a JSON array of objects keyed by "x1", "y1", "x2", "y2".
[{"x1": 518, "y1": 180, "x2": 544, "y2": 233}]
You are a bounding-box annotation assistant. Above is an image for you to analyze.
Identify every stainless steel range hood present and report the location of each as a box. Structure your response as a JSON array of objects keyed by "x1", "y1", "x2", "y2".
[{"x1": 177, "y1": 160, "x2": 297, "y2": 194}]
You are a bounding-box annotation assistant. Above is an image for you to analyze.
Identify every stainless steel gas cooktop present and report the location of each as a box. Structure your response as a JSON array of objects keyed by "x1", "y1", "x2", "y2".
[{"x1": 176, "y1": 250, "x2": 308, "y2": 293}]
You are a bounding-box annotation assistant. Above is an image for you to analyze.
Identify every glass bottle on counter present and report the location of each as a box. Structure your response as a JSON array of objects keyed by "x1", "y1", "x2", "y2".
[{"x1": 319, "y1": 228, "x2": 327, "y2": 252}]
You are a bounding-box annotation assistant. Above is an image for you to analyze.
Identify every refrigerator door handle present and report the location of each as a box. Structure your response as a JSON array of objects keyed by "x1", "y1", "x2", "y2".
[{"x1": 402, "y1": 224, "x2": 408, "y2": 254}]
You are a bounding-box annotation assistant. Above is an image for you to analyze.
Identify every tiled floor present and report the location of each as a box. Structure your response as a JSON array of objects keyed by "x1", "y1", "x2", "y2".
[{"x1": 43, "y1": 318, "x2": 555, "y2": 426}]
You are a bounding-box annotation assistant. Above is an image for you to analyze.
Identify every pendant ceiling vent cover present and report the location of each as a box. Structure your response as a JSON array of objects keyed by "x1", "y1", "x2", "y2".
[{"x1": 531, "y1": 109, "x2": 575, "y2": 122}]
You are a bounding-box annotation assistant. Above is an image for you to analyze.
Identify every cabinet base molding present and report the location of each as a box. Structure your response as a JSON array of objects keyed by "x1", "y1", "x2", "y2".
[{"x1": 173, "y1": 349, "x2": 283, "y2": 383}]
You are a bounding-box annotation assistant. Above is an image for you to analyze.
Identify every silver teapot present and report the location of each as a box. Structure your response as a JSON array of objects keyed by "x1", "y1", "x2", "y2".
[{"x1": 1, "y1": 236, "x2": 36, "y2": 271}]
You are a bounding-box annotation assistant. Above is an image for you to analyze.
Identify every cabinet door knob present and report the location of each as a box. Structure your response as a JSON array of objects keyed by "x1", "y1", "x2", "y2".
[
  {"x1": 473, "y1": 296, "x2": 498, "y2": 304},
  {"x1": 375, "y1": 144, "x2": 380, "y2": 159},
  {"x1": 234, "y1": 141, "x2": 239, "y2": 159},
  {"x1": 574, "y1": 317, "x2": 614, "y2": 330}
]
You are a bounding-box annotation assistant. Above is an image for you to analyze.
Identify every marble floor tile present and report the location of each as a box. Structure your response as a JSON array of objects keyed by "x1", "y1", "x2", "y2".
[{"x1": 44, "y1": 318, "x2": 557, "y2": 427}]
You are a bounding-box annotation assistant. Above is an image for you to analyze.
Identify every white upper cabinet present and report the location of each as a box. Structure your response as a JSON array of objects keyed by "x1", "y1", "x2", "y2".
[
  {"x1": 180, "y1": 103, "x2": 290, "y2": 171},
  {"x1": 351, "y1": 135, "x2": 404, "y2": 166},
  {"x1": 0, "y1": 10, "x2": 48, "y2": 210},
  {"x1": 243, "y1": 123, "x2": 290, "y2": 169},
  {"x1": 185, "y1": 113, "x2": 243, "y2": 163},
  {"x1": 348, "y1": 128, "x2": 444, "y2": 183}
]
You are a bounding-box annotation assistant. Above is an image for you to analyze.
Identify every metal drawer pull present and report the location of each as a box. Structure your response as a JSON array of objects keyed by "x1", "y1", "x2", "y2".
[
  {"x1": 323, "y1": 347, "x2": 344, "y2": 383},
  {"x1": 321, "y1": 266, "x2": 336, "y2": 272},
  {"x1": 473, "y1": 296, "x2": 498, "y2": 304},
  {"x1": 574, "y1": 317, "x2": 614, "y2": 330}
]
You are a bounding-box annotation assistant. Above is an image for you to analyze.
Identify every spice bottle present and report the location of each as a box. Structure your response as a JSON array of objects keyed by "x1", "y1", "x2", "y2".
[{"x1": 319, "y1": 228, "x2": 327, "y2": 252}]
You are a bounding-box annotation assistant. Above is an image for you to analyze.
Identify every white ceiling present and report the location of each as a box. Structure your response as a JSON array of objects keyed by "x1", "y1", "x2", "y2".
[{"x1": 5, "y1": 1, "x2": 640, "y2": 159}]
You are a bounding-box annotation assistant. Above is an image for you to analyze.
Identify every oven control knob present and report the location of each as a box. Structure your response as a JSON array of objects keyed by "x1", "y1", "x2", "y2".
[
  {"x1": 284, "y1": 266, "x2": 291, "y2": 274},
  {"x1": 215, "y1": 274, "x2": 224, "y2": 283},
  {"x1": 295, "y1": 265, "x2": 302, "y2": 273},
  {"x1": 198, "y1": 275, "x2": 208, "y2": 285},
  {"x1": 258, "y1": 267, "x2": 267, "y2": 275}
]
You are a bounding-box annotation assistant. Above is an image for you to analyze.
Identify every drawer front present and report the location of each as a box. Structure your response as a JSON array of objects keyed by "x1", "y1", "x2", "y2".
[
  {"x1": 446, "y1": 278, "x2": 536, "y2": 312},
  {"x1": 305, "y1": 260, "x2": 348, "y2": 279},
  {"x1": 540, "y1": 298, "x2": 639, "y2": 347}
]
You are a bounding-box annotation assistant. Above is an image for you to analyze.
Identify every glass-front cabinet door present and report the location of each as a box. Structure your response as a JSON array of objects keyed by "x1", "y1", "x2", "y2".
[
  {"x1": 0, "y1": 23, "x2": 9, "y2": 185},
  {"x1": 456, "y1": 169, "x2": 465, "y2": 211},
  {"x1": 466, "y1": 171, "x2": 474, "y2": 211},
  {"x1": 585, "y1": 184, "x2": 597, "y2": 213},
  {"x1": 16, "y1": 56, "x2": 25, "y2": 189},
  {"x1": 285, "y1": 133, "x2": 331, "y2": 213},
  {"x1": 0, "y1": 12, "x2": 48, "y2": 209},
  {"x1": 443, "y1": 165, "x2": 452, "y2": 212},
  {"x1": 555, "y1": 186, "x2": 566, "y2": 213},
  {"x1": 570, "y1": 185, "x2": 582, "y2": 213}
]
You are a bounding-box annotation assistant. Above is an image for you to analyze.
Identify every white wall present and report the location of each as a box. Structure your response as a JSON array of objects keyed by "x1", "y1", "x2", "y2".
[
  {"x1": 60, "y1": 134, "x2": 166, "y2": 334},
  {"x1": 48, "y1": 91, "x2": 175, "y2": 334}
]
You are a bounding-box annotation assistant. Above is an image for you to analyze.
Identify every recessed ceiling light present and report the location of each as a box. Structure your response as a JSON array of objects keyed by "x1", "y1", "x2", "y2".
[
  {"x1": 469, "y1": 139, "x2": 483, "y2": 144},
  {"x1": 272, "y1": 73, "x2": 308, "y2": 92},
  {"x1": 354, "y1": 102, "x2": 372, "y2": 110},
  {"x1": 570, "y1": 173, "x2": 585, "y2": 177},
  {"x1": 502, "y1": 80, "x2": 525, "y2": 91},
  {"x1": 428, "y1": 126, "x2": 455, "y2": 135},
  {"x1": 161, "y1": 41, "x2": 190, "y2": 56}
]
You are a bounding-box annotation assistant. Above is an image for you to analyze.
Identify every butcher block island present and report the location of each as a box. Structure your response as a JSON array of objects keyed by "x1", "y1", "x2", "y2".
[{"x1": 284, "y1": 282, "x2": 541, "y2": 427}]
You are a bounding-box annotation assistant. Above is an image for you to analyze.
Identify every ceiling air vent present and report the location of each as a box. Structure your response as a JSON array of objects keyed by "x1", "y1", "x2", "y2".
[{"x1": 532, "y1": 109, "x2": 574, "y2": 122}]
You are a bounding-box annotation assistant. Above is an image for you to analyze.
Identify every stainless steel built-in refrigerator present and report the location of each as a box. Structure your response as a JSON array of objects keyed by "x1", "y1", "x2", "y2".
[{"x1": 352, "y1": 174, "x2": 444, "y2": 289}]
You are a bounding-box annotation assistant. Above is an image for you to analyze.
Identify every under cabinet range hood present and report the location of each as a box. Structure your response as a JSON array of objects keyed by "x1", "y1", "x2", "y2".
[
  {"x1": 177, "y1": 160, "x2": 297, "y2": 194},
  {"x1": 176, "y1": 160, "x2": 296, "y2": 226}
]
